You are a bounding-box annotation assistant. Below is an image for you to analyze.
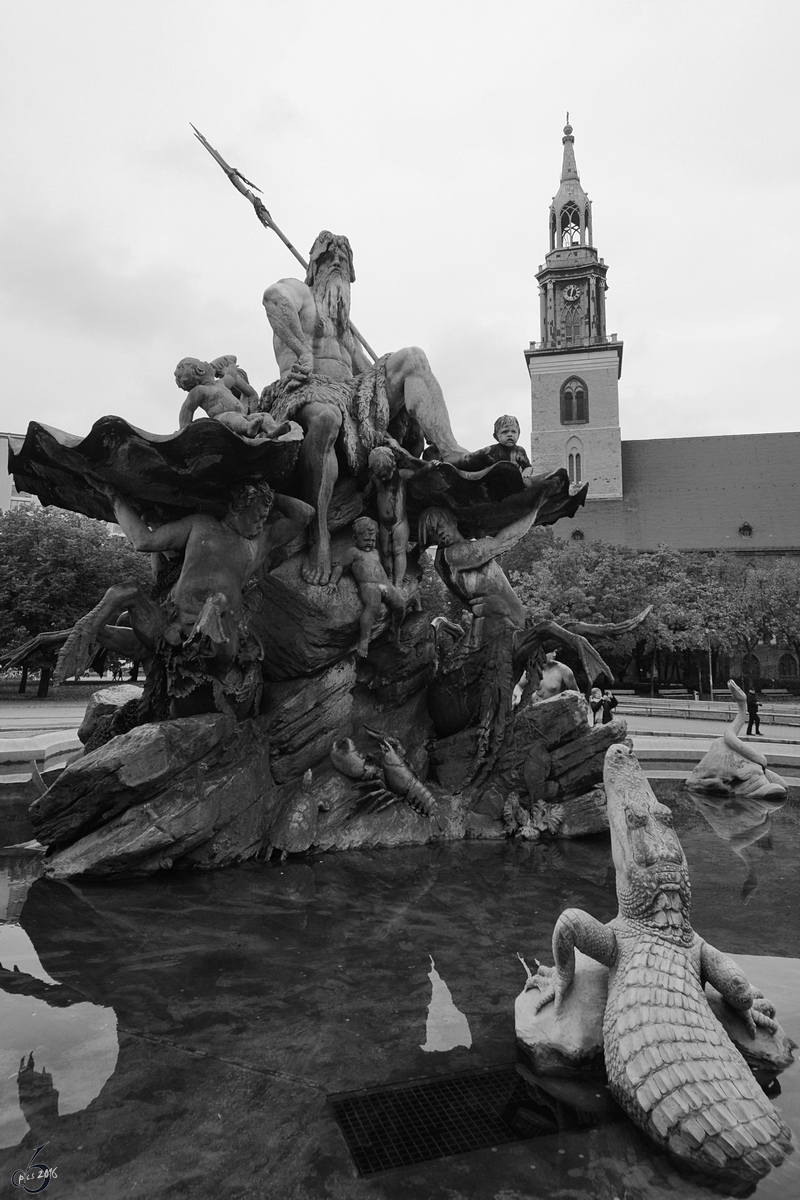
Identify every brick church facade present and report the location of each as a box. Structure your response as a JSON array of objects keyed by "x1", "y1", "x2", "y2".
[{"x1": 525, "y1": 122, "x2": 800, "y2": 685}]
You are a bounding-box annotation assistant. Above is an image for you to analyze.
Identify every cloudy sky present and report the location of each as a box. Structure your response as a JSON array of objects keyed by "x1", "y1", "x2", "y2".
[{"x1": 1, "y1": 1, "x2": 798, "y2": 459}]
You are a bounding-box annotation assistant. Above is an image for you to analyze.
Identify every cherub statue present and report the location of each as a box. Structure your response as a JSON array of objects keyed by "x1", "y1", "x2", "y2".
[
  {"x1": 366, "y1": 438, "x2": 435, "y2": 586},
  {"x1": 211, "y1": 354, "x2": 259, "y2": 409},
  {"x1": 327, "y1": 517, "x2": 412, "y2": 658},
  {"x1": 448, "y1": 414, "x2": 533, "y2": 478},
  {"x1": 175, "y1": 357, "x2": 295, "y2": 442}
]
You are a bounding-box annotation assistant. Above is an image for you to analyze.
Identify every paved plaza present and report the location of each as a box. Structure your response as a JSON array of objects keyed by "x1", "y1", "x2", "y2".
[
  {"x1": 3, "y1": 694, "x2": 800, "y2": 779},
  {"x1": 0, "y1": 700, "x2": 87, "y2": 737}
]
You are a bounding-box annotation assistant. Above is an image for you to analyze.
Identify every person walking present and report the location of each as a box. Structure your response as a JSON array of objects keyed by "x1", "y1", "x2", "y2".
[{"x1": 746, "y1": 689, "x2": 761, "y2": 735}]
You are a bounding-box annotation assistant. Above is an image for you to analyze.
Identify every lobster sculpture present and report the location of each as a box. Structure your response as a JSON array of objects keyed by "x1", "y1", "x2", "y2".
[{"x1": 329, "y1": 727, "x2": 435, "y2": 818}]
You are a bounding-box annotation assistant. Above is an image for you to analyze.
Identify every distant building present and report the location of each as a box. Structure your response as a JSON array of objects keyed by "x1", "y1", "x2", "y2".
[
  {"x1": 1, "y1": 434, "x2": 123, "y2": 539},
  {"x1": 1, "y1": 433, "x2": 38, "y2": 514},
  {"x1": 526, "y1": 123, "x2": 800, "y2": 560},
  {"x1": 525, "y1": 125, "x2": 800, "y2": 687}
]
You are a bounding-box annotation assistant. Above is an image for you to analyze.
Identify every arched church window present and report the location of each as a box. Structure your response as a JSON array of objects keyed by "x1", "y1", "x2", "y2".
[
  {"x1": 743, "y1": 653, "x2": 761, "y2": 680},
  {"x1": 567, "y1": 452, "x2": 583, "y2": 483},
  {"x1": 560, "y1": 204, "x2": 581, "y2": 248},
  {"x1": 560, "y1": 377, "x2": 589, "y2": 424},
  {"x1": 779, "y1": 653, "x2": 798, "y2": 678},
  {"x1": 564, "y1": 302, "x2": 582, "y2": 346},
  {"x1": 567, "y1": 436, "x2": 583, "y2": 486}
]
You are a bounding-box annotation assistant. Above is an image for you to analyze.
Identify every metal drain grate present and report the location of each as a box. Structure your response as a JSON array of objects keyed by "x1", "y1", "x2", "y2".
[{"x1": 329, "y1": 1065, "x2": 536, "y2": 1175}]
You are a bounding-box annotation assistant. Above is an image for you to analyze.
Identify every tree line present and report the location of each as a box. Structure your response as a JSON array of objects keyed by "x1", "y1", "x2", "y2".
[
  {"x1": 3, "y1": 507, "x2": 799, "y2": 695},
  {"x1": 0, "y1": 507, "x2": 151, "y2": 671},
  {"x1": 501, "y1": 529, "x2": 800, "y2": 694}
]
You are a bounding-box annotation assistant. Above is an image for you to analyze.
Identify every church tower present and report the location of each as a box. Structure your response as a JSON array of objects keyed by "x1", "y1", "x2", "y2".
[{"x1": 525, "y1": 119, "x2": 623, "y2": 498}]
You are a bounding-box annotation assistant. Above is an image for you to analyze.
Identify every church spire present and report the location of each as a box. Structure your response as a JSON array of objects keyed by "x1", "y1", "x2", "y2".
[
  {"x1": 526, "y1": 120, "x2": 624, "y2": 501},
  {"x1": 560, "y1": 114, "x2": 579, "y2": 182},
  {"x1": 549, "y1": 117, "x2": 592, "y2": 251},
  {"x1": 532, "y1": 118, "x2": 615, "y2": 353}
]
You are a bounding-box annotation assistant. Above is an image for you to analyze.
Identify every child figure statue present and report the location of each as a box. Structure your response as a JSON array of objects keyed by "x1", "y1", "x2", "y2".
[
  {"x1": 175, "y1": 357, "x2": 295, "y2": 442},
  {"x1": 449, "y1": 414, "x2": 533, "y2": 477},
  {"x1": 211, "y1": 354, "x2": 260, "y2": 410},
  {"x1": 328, "y1": 517, "x2": 411, "y2": 657},
  {"x1": 367, "y1": 441, "x2": 435, "y2": 587}
]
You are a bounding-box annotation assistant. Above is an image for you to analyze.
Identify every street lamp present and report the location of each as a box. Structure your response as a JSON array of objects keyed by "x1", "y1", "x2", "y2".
[{"x1": 706, "y1": 629, "x2": 714, "y2": 701}]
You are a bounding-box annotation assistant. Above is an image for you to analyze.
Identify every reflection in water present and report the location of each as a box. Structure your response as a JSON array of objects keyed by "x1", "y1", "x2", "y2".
[
  {"x1": 518, "y1": 1066, "x2": 620, "y2": 1133},
  {"x1": 0, "y1": 923, "x2": 118, "y2": 1149},
  {"x1": 0, "y1": 856, "x2": 41, "y2": 923},
  {"x1": 1, "y1": 860, "x2": 118, "y2": 1148},
  {"x1": 686, "y1": 788, "x2": 786, "y2": 904},
  {"x1": 0, "y1": 839, "x2": 796, "y2": 1198},
  {"x1": 420, "y1": 956, "x2": 472, "y2": 1052},
  {"x1": 17, "y1": 1054, "x2": 60, "y2": 1128}
]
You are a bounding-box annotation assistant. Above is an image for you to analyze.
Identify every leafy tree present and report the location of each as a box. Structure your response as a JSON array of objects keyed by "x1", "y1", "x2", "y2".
[
  {"x1": 0, "y1": 507, "x2": 152, "y2": 656},
  {"x1": 708, "y1": 556, "x2": 778, "y2": 688},
  {"x1": 506, "y1": 530, "x2": 800, "y2": 692},
  {"x1": 506, "y1": 536, "x2": 760, "y2": 691},
  {"x1": 498, "y1": 525, "x2": 558, "y2": 579},
  {"x1": 756, "y1": 559, "x2": 800, "y2": 682},
  {"x1": 770, "y1": 561, "x2": 800, "y2": 659}
]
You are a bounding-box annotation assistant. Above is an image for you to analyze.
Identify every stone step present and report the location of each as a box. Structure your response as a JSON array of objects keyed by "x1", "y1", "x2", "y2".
[
  {"x1": 0, "y1": 731, "x2": 82, "y2": 781},
  {"x1": 630, "y1": 736, "x2": 800, "y2": 771}
]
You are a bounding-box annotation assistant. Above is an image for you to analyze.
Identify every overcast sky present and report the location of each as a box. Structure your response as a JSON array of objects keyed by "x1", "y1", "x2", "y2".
[{"x1": 1, "y1": 1, "x2": 798, "y2": 459}]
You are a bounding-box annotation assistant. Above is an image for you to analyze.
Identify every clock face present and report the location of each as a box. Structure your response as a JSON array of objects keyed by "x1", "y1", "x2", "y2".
[{"x1": 563, "y1": 284, "x2": 580, "y2": 303}]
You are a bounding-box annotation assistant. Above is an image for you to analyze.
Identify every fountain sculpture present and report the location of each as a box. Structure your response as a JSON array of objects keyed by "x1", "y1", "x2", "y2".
[
  {"x1": 4, "y1": 132, "x2": 795, "y2": 1193},
  {"x1": 7, "y1": 134, "x2": 649, "y2": 879},
  {"x1": 688, "y1": 679, "x2": 789, "y2": 799},
  {"x1": 516, "y1": 742, "x2": 795, "y2": 1188}
]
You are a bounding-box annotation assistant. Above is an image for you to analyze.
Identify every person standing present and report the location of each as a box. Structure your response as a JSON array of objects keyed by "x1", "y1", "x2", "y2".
[
  {"x1": 746, "y1": 689, "x2": 761, "y2": 735},
  {"x1": 600, "y1": 688, "x2": 618, "y2": 724}
]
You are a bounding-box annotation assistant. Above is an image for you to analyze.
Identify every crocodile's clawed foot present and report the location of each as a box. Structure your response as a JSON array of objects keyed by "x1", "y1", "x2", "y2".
[
  {"x1": 523, "y1": 963, "x2": 554, "y2": 990},
  {"x1": 530, "y1": 982, "x2": 556, "y2": 1013},
  {"x1": 751, "y1": 1008, "x2": 779, "y2": 1036},
  {"x1": 751, "y1": 989, "x2": 776, "y2": 1017},
  {"x1": 740, "y1": 1006, "x2": 777, "y2": 1039},
  {"x1": 750, "y1": 995, "x2": 779, "y2": 1036},
  {"x1": 525, "y1": 966, "x2": 557, "y2": 1013}
]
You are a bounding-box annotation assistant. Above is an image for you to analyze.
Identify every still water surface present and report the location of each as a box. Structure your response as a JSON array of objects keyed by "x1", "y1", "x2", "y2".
[{"x1": 0, "y1": 788, "x2": 798, "y2": 1199}]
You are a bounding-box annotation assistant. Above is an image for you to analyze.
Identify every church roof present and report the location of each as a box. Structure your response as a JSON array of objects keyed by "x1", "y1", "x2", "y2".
[{"x1": 564, "y1": 432, "x2": 800, "y2": 555}]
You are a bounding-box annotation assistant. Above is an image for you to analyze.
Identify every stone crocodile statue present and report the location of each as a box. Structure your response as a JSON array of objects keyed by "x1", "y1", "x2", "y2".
[
  {"x1": 687, "y1": 678, "x2": 788, "y2": 799},
  {"x1": 526, "y1": 742, "x2": 794, "y2": 1184}
]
